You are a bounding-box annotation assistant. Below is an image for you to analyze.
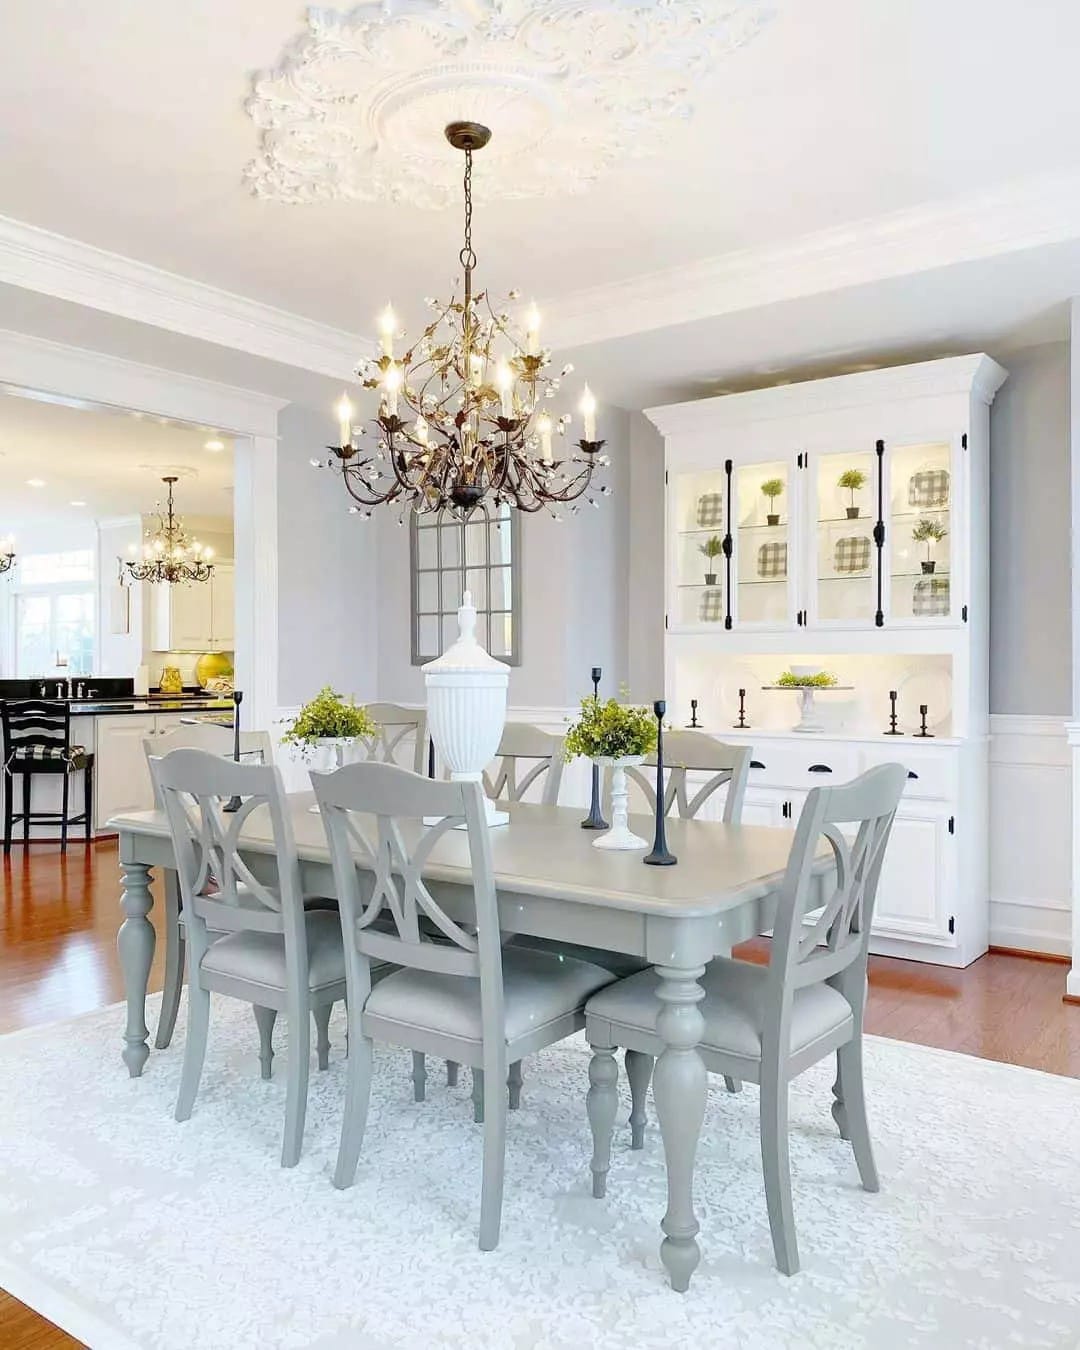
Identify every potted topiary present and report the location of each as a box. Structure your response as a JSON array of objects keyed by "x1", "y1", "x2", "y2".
[
  {"x1": 912, "y1": 517, "x2": 948, "y2": 573},
  {"x1": 281, "y1": 686, "x2": 377, "y2": 770},
  {"x1": 837, "y1": 468, "x2": 868, "y2": 519},
  {"x1": 761, "y1": 477, "x2": 784, "y2": 526},
  {"x1": 698, "y1": 534, "x2": 723, "y2": 584},
  {"x1": 564, "y1": 696, "x2": 658, "y2": 851}
]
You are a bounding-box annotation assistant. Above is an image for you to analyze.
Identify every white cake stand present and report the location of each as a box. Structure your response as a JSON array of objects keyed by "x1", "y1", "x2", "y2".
[{"x1": 761, "y1": 684, "x2": 854, "y2": 733}]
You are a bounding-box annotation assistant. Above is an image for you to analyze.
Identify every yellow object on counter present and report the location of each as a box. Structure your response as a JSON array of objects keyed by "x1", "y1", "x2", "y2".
[
  {"x1": 158, "y1": 665, "x2": 183, "y2": 694},
  {"x1": 195, "y1": 651, "x2": 234, "y2": 689}
]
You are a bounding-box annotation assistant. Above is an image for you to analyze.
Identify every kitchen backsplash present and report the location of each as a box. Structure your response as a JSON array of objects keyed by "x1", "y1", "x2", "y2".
[{"x1": 147, "y1": 650, "x2": 235, "y2": 689}]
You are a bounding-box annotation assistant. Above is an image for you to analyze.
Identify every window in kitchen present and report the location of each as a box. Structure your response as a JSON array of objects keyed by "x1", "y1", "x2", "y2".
[
  {"x1": 410, "y1": 504, "x2": 521, "y2": 665},
  {"x1": 10, "y1": 548, "x2": 96, "y2": 676}
]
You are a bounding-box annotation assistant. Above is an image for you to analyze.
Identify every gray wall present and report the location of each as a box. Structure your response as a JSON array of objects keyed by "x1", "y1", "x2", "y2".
[
  {"x1": 626, "y1": 411, "x2": 666, "y2": 700},
  {"x1": 989, "y1": 341, "x2": 1071, "y2": 716},
  {"x1": 277, "y1": 402, "x2": 378, "y2": 706}
]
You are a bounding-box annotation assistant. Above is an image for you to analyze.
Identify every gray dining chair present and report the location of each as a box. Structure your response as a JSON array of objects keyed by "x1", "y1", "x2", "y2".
[
  {"x1": 361, "y1": 702, "x2": 429, "y2": 775},
  {"x1": 611, "y1": 731, "x2": 751, "y2": 823},
  {"x1": 150, "y1": 748, "x2": 347, "y2": 1168},
  {"x1": 143, "y1": 723, "x2": 275, "y2": 1052},
  {"x1": 311, "y1": 759, "x2": 616, "y2": 1250},
  {"x1": 583, "y1": 762, "x2": 906, "y2": 1276}
]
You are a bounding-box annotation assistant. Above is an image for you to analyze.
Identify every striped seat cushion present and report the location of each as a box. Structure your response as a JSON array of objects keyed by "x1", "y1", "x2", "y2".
[{"x1": 6, "y1": 744, "x2": 89, "y2": 770}]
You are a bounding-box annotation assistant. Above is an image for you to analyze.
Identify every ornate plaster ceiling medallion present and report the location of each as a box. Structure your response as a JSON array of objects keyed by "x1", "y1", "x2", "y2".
[{"x1": 245, "y1": 1, "x2": 773, "y2": 208}]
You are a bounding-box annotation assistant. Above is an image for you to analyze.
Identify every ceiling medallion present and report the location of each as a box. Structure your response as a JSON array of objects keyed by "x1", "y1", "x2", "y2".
[
  {"x1": 121, "y1": 477, "x2": 215, "y2": 585},
  {"x1": 245, "y1": 1, "x2": 774, "y2": 209}
]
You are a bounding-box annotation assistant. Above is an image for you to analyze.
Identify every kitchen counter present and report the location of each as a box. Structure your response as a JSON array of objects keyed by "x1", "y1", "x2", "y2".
[{"x1": 69, "y1": 699, "x2": 232, "y2": 716}]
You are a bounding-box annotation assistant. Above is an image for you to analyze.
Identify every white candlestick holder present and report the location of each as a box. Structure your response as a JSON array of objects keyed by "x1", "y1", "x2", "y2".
[{"x1": 591, "y1": 755, "x2": 649, "y2": 850}]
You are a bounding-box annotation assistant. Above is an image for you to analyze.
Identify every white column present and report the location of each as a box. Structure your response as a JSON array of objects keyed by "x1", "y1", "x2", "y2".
[
  {"x1": 233, "y1": 433, "x2": 279, "y2": 733},
  {"x1": 1067, "y1": 299, "x2": 1080, "y2": 996}
]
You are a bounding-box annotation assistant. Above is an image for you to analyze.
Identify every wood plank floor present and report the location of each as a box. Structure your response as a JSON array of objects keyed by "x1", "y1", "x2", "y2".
[{"x1": 2, "y1": 838, "x2": 1078, "y2": 1347}]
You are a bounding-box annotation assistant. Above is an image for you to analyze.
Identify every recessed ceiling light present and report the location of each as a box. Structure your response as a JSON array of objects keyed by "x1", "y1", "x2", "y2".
[
  {"x1": 204, "y1": 439, "x2": 225, "y2": 452},
  {"x1": 27, "y1": 478, "x2": 46, "y2": 488},
  {"x1": 70, "y1": 500, "x2": 87, "y2": 507}
]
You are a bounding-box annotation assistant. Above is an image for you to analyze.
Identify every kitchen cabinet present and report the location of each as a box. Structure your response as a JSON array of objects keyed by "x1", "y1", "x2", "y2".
[
  {"x1": 151, "y1": 563, "x2": 235, "y2": 652},
  {"x1": 94, "y1": 712, "x2": 215, "y2": 830}
]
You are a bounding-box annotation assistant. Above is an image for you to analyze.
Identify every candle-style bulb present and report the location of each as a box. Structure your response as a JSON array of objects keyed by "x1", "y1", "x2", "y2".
[
  {"x1": 382, "y1": 363, "x2": 402, "y2": 417},
  {"x1": 335, "y1": 393, "x2": 353, "y2": 446},
  {"x1": 495, "y1": 358, "x2": 514, "y2": 419},
  {"x1": 536, "y1": 410, "x2": 553, "y2": 462},
  {"x1": 579, "y1": 384, "x2": 597, "y2": 442},
  {"x1": 377, "y1": 304, "x2": 396, "y2": 358}
]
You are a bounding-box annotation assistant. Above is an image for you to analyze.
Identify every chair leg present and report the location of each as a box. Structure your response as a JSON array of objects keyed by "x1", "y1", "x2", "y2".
[
  {"x1": 281, "y1": 996, "x2": 311, "y2": 1168},
  {"x1": 478, "y1": 1057, "x2": 508, "y2": 1251},
  {"x1": 411, "y1": 1050, "x2": 427, "y2": 1101},
  {"x1": 254, "y1": 1005, "x2": 277, "y2": 1080},
  {"x1": 314, "y1": 1002, "x2": 332, "y2": 1071},
  {"x1": 471, "y1": 1067, "x2": 484, "y2": 1123},
  {"x1": 446, "y1": 1059, "x2": 459, "y2": 1087},
  {"x1": 3, "y1": 771, "x2": 14, "y2": 854},
  {"x1": 60, "y1": 773, "x2": 69, "y2": 854},
  {"x1": 724, "y1": 1076, "x2": 743, "y2": 1094},
  {"x1": 175, "y1": 978, "x2": 210, "y2": 1122},
  {"x1": 587, "y1": 1043, "x2": 620, "y2": 1198},
  {"x1": 625, "y1": 1048, "x2": 653, "y2": 1150},
  {"x1": 22, "y1": 773, "x2": 30, "y2": 845},
  {"x1": 507, "y1": 1059, "x2": 523, "y2": 1110},
  {"x1": 154, "y1": 873, "x2": 184, "y2": 1050},
  {"x1": 333, "y1": 1011, "x2": 373, "y2": 1190},
  {"x1": 760, "y1": 1074, "x2": 799, "y2": 1275},
  {"x1": 84, "y1": 762, "x2": 93, "y2": 843},
  {"x1": 834, "y1": 1039, "x2": 879, "y2": 1192}
]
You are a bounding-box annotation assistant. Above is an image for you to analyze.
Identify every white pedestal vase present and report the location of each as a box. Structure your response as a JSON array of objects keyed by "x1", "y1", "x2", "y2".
[
  {"x1": 306, "y1": 738, "x2": 362, "y2": 811},
  {"x1": 591, "y1": 756, "x2": 649, "y2": 851},
  {"x1": 423, "y1": 591, "x2": 510, "y2": 828}
]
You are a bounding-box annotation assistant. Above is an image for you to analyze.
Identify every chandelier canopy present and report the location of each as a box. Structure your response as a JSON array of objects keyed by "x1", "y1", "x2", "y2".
[
  {"x1": 122, "y1": 476, "x2": 214, "y2": 585},
  {"x1": 315, "y1": 121, "x2": 608, "y2": 520},
  {"x1": 0, "y1": 536, "x2": 14, "y2": 576}
]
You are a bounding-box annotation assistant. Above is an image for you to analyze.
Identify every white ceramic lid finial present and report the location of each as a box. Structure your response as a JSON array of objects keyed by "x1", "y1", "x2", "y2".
[{"x1": 459, "y1": 590, "x2": 477, "y2": 643}]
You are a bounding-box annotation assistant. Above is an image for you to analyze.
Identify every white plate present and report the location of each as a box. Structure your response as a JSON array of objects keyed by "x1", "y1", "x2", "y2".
[{"x1": 897, "y1": 666, "x2": 953, "y2": 734}]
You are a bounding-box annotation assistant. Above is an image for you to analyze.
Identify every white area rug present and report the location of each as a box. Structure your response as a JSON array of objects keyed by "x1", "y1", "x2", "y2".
[{"x1": 2, "y1": 997, "x2": 1080, "y2": 1350}]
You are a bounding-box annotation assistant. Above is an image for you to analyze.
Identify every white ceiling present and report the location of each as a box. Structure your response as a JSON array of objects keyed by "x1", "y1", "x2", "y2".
[{"x1": 0, "y1": 391, "x2": 234, "y2": 531}]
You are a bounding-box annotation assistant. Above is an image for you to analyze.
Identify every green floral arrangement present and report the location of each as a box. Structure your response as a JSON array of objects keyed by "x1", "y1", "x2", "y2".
[
  {"x1": 281, "y1": 686, "x2": 376, "y2": 750},
  {"x1": 760, "y1": 478, "x2": 784, "y2": 502},
  {"x1": 564, "y1": 696, "x2": 658, "y2": 762},
  {"x1": 776, "y1": 670, "x2": 838, "y2": 688},
  {"x1": 698, "y1": 534, "x2": 723, "y2": 560}
]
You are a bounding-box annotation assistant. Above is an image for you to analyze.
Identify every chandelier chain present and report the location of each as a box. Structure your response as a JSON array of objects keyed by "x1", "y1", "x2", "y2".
[{"x1": 459, "y1": 146, "x2": 476, "y2": 274}]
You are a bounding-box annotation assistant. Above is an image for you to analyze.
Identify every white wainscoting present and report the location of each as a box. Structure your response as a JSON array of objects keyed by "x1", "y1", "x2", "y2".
[{"x1": 988, "y1": 714, "x2": 1071, "y2": 956}]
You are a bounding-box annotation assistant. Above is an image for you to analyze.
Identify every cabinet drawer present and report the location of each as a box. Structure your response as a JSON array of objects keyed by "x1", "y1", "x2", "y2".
[
  {"x1": 745, "y1": 743, "x2": 860, "y2": 791},
  {"x1": 859, "y1": 745, "x2": 955, "y2": 800}
]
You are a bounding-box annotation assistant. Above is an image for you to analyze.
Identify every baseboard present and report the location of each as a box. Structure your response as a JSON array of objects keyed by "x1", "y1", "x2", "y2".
[{"x1": 988, "y1": 944, "x2": 1070, "y2": 964}]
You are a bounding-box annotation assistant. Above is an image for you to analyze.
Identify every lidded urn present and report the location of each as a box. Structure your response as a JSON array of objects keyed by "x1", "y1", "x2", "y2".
[{"x1": 423, "y1": 591, "x2": 510, "y2": 826}]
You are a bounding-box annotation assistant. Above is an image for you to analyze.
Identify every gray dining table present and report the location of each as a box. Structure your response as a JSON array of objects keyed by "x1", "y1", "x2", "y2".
[{"x1": 111, "y1": 794, "x2": 807, "y2": 1292}]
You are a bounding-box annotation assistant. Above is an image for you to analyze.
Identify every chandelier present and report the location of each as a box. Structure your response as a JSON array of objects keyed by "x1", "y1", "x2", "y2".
[
  {"x1": 122, "y1": 476, "x2": 214, "y2": 584},
  {"x1": 0, "y1": 536, "x2": 13, "y2": 576},
  {"x1": 314, "y1": 121, "x2": 608, "y2": 519}
]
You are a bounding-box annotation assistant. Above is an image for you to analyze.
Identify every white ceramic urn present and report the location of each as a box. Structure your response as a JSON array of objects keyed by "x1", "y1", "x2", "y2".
[{"x1": 423, "y1": 590, "x2": 510, "y2": 827}]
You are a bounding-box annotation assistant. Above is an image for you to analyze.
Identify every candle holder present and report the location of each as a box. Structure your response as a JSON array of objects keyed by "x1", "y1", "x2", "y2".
[
  {"x1": 427, "y1": 734, "x2": 436, "y2": 779},
  {"x1": 644, "y1": 700, "x2": 677, "y2": 867},
  {"x1": 580, "y1": 666, "x2": 608, "y2": 831},
  {"x1": 884, "y1": 689, "x2": 903, "y2": 736},
  {"x1": 734, "y1": 688, "x2": 749, "y2": 729},
  {"x1": 224, "y1": 689, "x2": 244, "y2": 813},
  {"x1": 914, "y1": 704, "x2": 934, "y2": 738},
  {"x1": 687, "y1": 698, "x2": 700, "y2": 729},
  {"x1": 577, "y1": 438, "x2": 607, "y2": 457}
]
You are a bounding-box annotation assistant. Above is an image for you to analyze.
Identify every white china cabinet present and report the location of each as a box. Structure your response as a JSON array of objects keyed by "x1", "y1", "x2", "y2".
[{"x1": 647, "y1": 355, "x2": 1007, "y2": 967}]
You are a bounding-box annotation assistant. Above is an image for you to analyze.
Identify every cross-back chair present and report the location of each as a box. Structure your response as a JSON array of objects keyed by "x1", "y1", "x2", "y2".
[
  {"x1": 150, "y1": 748, "x2": 347, "y2": 1168},
  {"x1": 612, "y1": 731, "x2": 751, "y2": 824},
  {"x1": 312, "y1": 760, "x2": 615, "y2": 1250},
  {"x1": 359, "y1": 703, "x2": 428, "y2": 775},
  {"x1": 583, "y1": 762, "x2": 906, "y2": 1277},
  {"x1": 143, "y1": 723, "x2": 275, "y2": 1052},
  {"x1": 483, "y1": 723, "x2": 565, "y2": 806}
]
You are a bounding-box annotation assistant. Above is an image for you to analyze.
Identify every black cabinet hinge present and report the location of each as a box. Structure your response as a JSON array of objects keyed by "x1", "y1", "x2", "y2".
[
  {"x1": 948, "y1": 915, "x2": 955, "y2": 935},
  {"x1": 961, "y1": 433, "x2": 968, "y2": 451},
  {"x1": 948, "y1": 816, "x2": 955, "y2": 835},
  {"x1": 961, "y1": 604, "x2": 968, "y2": 623}
]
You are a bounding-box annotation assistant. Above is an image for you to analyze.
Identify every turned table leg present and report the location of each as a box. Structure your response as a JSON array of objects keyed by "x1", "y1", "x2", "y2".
[
  {"x1": 652, "y1": 961, "x2": 707, "y2": 1293},
  {"x1": 117, "y1": 860, "x2": 156, "y2": 1078}
]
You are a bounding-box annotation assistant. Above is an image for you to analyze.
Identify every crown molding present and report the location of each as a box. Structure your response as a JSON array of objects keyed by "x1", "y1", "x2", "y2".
[
  {"x1": 551, "y1": 170, "x2": 1080, "y2": 350},
  {"x1": 0, "y1": 214, "x2": 365, "y2": 381}
]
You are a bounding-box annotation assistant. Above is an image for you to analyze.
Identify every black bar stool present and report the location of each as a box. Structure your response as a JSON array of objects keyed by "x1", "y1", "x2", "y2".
[{"x1": 1, "y1": 699, "x2": 95, "y2": 854}]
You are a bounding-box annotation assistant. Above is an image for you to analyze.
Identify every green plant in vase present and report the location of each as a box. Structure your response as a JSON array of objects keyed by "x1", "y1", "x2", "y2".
[
  {"x1": 837, "y1": 467, "x2": 868, "y2": 519},
  {"x1": 281, "y1": 686, "x2": 376, "y2": 760},
  {"x1": 564, "y1": 696, "x2": 658, "y2": 762},
  {"x1": 760, "y1": 477, "x2": 784, "y2": 526},
  {"x1": 698, "y1": 534, "x2": 723, "y2": 585},
  {"x1": 912, "y1": 517, "x2": 948, "y2": 573}
]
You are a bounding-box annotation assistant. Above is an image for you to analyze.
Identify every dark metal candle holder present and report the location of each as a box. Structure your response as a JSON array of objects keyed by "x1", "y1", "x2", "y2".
[
  {"x1": 734, "y1": 688, "x2": 749, "y2": 729},
  {"x1": 687, "y1": 698, "x2": 699, "y2": 729},
  {"x1": 914, "y1": 704, "x2": 934, "y2": 738},
  {"x1": 223, "y1": 689, "x2": 244, "y2": 813},
  {"x1": 580, "y1": 666, "x2": 608, "y2": 831},
  {"x1": 427, "y1": 735, "x2": 436, "y2": 779},
  {"x1": 884, "y1": 689, "x2": 903, "y2": 735},
  {"x1": 644, "y1": 700, "x2": 677, "y2": 867}
]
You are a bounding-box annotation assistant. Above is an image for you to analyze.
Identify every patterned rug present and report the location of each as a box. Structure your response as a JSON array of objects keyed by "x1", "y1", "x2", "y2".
[{"x1": 2, "y1": 996, "x2": 1080, "y2": 1350}]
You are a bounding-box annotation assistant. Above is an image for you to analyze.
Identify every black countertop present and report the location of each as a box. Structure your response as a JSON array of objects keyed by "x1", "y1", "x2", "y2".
[{"x1": 71, "y1": 699, "x2": 233, "y2": 717}]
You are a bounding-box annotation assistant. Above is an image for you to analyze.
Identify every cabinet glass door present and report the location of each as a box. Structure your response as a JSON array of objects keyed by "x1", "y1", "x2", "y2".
[
  {"x1": 671, "y1": 466, "x2": 729, "y2": 628},
  {"x1": 811, "y1": 448, "x2": 879, "y2": 625},
  {"x1": 733, "y1": 459, "x2": 793, "y2": 627},
  {"x1": 886, "y1": 441, "x2": 954, "y2": 623}
]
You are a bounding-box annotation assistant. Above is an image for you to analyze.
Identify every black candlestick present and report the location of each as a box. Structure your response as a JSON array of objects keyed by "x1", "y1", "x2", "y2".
[
  {"x1": 914, "y1": 704, "x2": 934, "y2": 738},
  {"x1": 734, "y1": 688, "x2": 749, "y2": 729},
  {"x1": 581, "y1": 666, "x2": 608, "y2": 830},
  {"x1": 223, "y1": 689, "x2": 244, "y2": 813},
  {"x1": 644, "y1": 700, "x2": 677, "y2": 867},
  {"x1": 687, "y1": 698, "x2": 699, "y2": 729},
  {"x1": 427, "y1": 735, "x2": 436, "y2": 778},
  {"x1": 884, "y1": 689, "x2": 903, "y2": 735}
]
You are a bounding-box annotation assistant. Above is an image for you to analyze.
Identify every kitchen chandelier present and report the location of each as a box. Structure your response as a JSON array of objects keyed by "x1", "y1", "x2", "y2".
[
  {"x1": 122, "y1": 476, "x2": 214, "y2": 585},
  {"x1": 314, "y1": 121, "x2": 608, "y2": 519},
  {"x1": 0, "y1": 535, "x2": 14, "y2": 575}
]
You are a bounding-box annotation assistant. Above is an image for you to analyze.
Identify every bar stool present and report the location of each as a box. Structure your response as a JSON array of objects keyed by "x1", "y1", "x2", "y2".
[{"x1": 2, "y1": 699, "x2": 95, "y2": 854}]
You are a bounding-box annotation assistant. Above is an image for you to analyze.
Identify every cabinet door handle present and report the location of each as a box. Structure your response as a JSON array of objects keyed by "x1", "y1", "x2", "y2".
[
  {"x1": 907, "y1": 770, "x2": 918, "y2": 779},
  {"x1": 807, "y1": 763, "x2": 832, "y2": 773},
  {"x1": 750, "y1": 759, "x2": 765, "y2": 770}
]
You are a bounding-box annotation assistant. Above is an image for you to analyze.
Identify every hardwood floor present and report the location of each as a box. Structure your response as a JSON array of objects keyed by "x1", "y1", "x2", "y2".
[{"x1": 2, "y1": 839, "x2": 1078, "y2": 1347}]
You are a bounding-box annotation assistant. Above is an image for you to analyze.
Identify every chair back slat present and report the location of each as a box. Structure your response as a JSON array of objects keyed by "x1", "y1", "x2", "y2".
[
  {"x1": 613, "y1": 732, "x2": 751, "y2": 823},
  {"x1": 2, "y1": 699, "x2": 72, "y2": 762},
  {"x1": 149, "y1": 749, "x2": 303, "y2": 941},
  {"x1": 483, "y1": 724, "x2": 565, "y2": 806},
  {"x1": 144, "y1": 724, "x2": 274, "y2": 806},
  {"x1": 765, "y1": 764, "x2": 906, "y2": 1037},
  {"x1": 359, "y1": 703, "x2": 428, "y2": 775}
]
